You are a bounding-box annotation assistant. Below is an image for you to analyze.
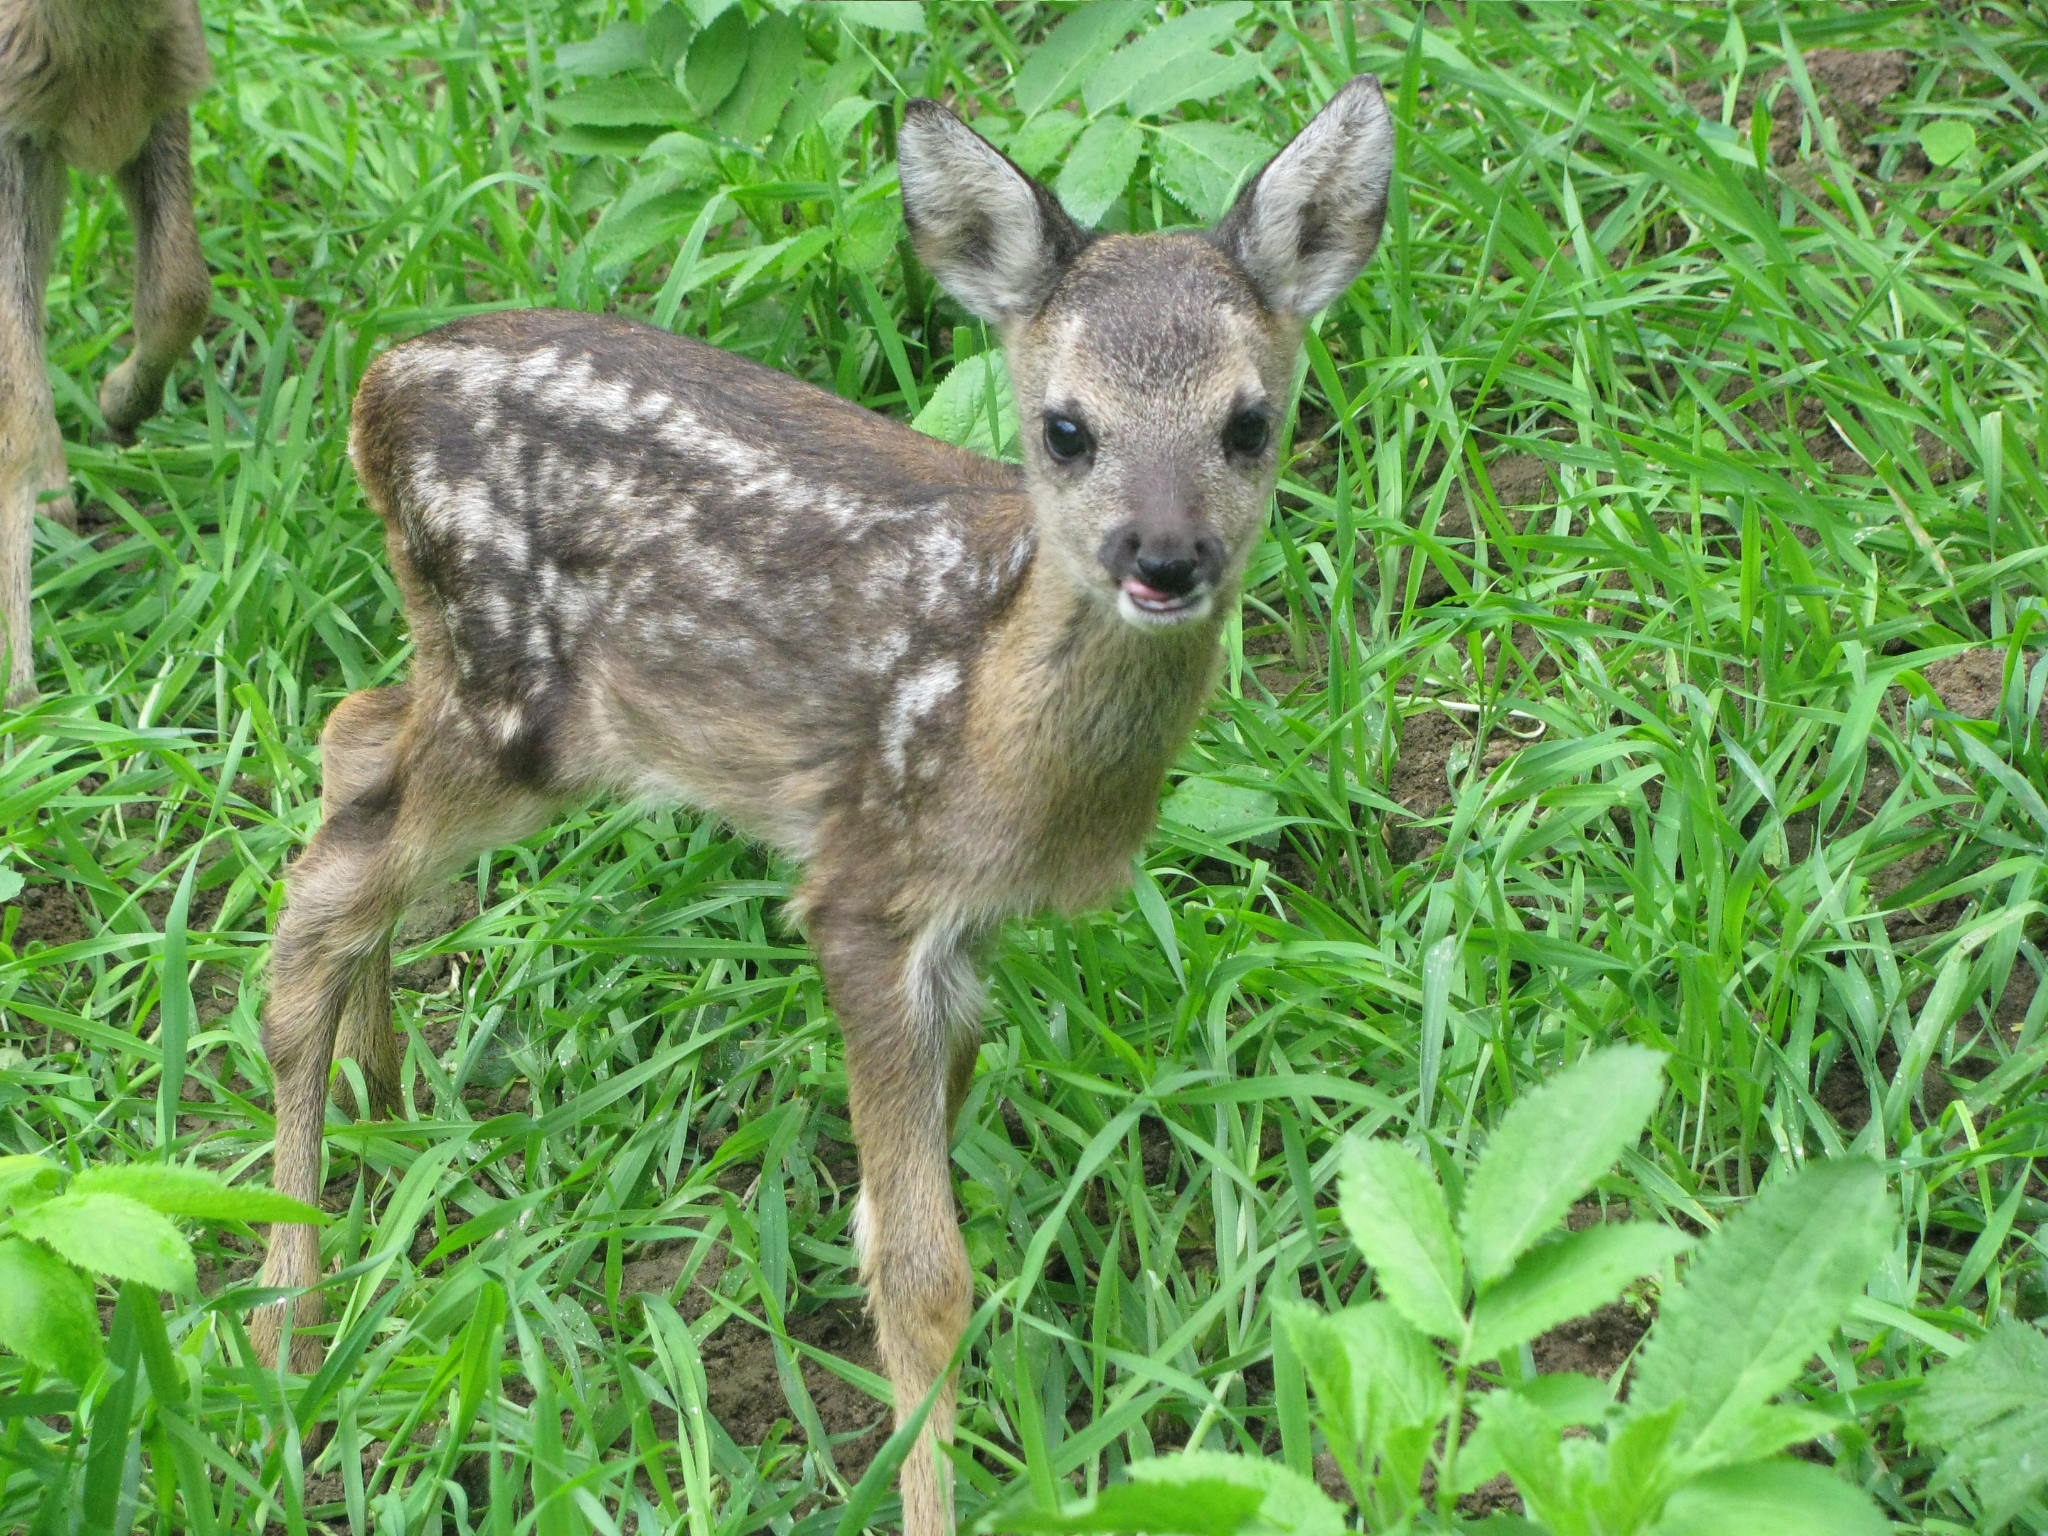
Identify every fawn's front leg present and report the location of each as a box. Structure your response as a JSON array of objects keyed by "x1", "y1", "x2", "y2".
[
  {"x1": 812, "y1": 907, "x2": 986, "y2": 1536},
  {"x1": 0, "y1": 132, "x2": 71, "y2": 705},
  {"x1": 101, "y1": 109, "x2": 209, "y2": 442}
]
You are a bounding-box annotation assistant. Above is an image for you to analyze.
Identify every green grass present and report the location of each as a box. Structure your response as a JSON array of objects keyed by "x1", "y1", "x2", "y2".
[{"x1": 2, "y1": 1, "x2": 2045, "y2": 1531}]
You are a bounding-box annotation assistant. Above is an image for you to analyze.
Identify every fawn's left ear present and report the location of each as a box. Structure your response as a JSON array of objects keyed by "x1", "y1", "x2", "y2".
[
  {"x1": 1215, "y1": 76, "x2": 1396, "y2": 319},
  {"x1": 897, "y1": 98, "x2": 1091, "y2": 324}
]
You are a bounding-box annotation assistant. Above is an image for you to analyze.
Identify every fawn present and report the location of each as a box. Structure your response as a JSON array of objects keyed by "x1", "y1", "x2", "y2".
[
  {"x1": 256, "y1": 79, "x2": 1394, "y2": 1535},
  {"x1": 0, "y1": 0, "x2": 210, "y2": 705}
]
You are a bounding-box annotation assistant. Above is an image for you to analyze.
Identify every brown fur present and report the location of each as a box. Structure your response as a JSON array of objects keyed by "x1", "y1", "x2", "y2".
[
  {"x1": 255, "y1": 82, "x2": 1395, "y2": 1536},
  {"x1": 0, "y1": 0, "x2": 208, "y2": 704}
]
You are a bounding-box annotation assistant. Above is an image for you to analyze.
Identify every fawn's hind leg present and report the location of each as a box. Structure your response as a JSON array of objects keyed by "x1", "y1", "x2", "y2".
[
  {"x1": 100, "y1": 110, "x2": 209, "y2": 443},
  {"x1": 255, "y1": 699, "x2": 548, "y2": 1371},
  {"x1": 320, "y1": 686, "x2": 413, "y2": 1119},
  {"x1": 0, "y1": 133, "x2": 70, "y2": 705}
]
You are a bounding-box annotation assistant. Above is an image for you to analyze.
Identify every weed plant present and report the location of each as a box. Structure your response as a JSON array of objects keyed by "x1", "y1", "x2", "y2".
[{"x1": 1, "y1": 2, "x2": 2044, "y2": 1532}]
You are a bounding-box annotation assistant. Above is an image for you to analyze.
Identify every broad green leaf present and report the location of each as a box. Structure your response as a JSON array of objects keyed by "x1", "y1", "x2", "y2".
[
  {"x1": 1125, "y1": 50, "x2": 1263, "y2": 123},
  {"x1": 0, "y1": 1235, "x2": 101, "y2": 1381},
  {"x1": 14, "y1": 1193, "x2": 194, "y2": 1292},
  {"x1": 1458, "y1": 1369, "x2": 1616, "y2": 1492},
  {"x1": 555, "y1": 20, "x2": 648, "y2": 78},
  {"x1": 642, "y1": 131, "x2": 721, "y2": 182},
  {"x1": 549, "y1": 78, "x2": 690, "y2": 128},
  {"x1": 1004, "y1": 1477, "x2": 1263, "y2": 1536},
  {"x1": 1131, "y1": 1452, "x2": 1346, "y2": 1536},
  {"x1": 1918, "y1": 119, "x2": 1976, "y2": 168},
  {"x1": 0, "y1": 862, "x2": 24, "y2": 904},
  {"x1": 1684, "y1": 1402, "x2": 1852, "y2": 1469},
  {"x1": 1461, "y1": 1045, "x2": 1666, "y2": 1284},
  {"x1": 1466, "y1": 1222, "x2": 1690, "y2": 1362},
  {"x1": 816, "y1": 97, "x2": 877, "y2": 152},
  {"x1": 682, "y1": 6, "x2": 748, "y2": 114},
  {"x1": 1161, "y1": 775, "x2": 1279, "y2": 842},
  {"x1": 1629, "y1": 1160, "x2": 1891, "y2": 1460},
  {"x1": 1473, "y1": 1391, "x2": 1571, "y2": 1531},
  {"x1": 1082, "y1": 4, "x2": 1253, "y2": 116},
  {"x1": 1906, "y1": 1319, "x2": 2048, "y2": 1527},
  {"x1": 0, "y1": 1155, "x2": 60, "y2": 1212},
  {"x1": 1010, "y1": 1, "x2": 1146, "y2": 117},
  {"x1": 1651, "y1": 1460, "x2": 1890, "y2": 1536},
  {"x1": 1277, "y1": 1299, "x2": 1445, "y2": 1464},
  {"x1": 828, "y1": 0, "x2": 923, "y2": 33},
  {"x1": 715, "y1": 12, "x2": 803, "y2": 145},
  {"x1": 70, "y1": 1166, "x2": 328, "y2": 1227},
  {"x1": 1153, "y1": 119, "x2": 1272, "y2": 220},
  {"x1": 1055, "y1": 113, "x2": 1143, "y2": 228},
  {"x1": 912, "y1": 354, "x2": 1017, "y2": 460},
  {"x1": 1339, "y1": 1139, "x2": 1466, "y2": 1339},
  {"x1": 1006, "y1": 109, "x2": 1085, "y2": 176}
]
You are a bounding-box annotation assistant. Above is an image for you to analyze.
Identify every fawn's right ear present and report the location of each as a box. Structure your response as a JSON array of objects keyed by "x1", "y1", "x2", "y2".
[{"x1": 898, "y1": 99, "x2": 1090, "y2": 324}]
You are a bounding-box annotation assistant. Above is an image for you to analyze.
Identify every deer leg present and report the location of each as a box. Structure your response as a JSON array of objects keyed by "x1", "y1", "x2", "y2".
[
  {"x1": 0, "y1": 132, "x2": 69, "y2": 705},
  {"x1": 255, "y1": 711, "x2": 546, "y2": 1371},
  {"x1": 814, "y1": 908, "x2": 984, "y2": 1536},
  {"x1": 100, "y1": 109, "x2": 208, "y2": 443},
  {"x1": 321, "y1": 686, "x2": 413, "y2": 1120}
]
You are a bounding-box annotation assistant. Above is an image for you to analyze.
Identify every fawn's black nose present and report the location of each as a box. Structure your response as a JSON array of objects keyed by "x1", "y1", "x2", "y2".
[{"x1": 1134, "y1": 552, "x2": 1199, "y2": 596}]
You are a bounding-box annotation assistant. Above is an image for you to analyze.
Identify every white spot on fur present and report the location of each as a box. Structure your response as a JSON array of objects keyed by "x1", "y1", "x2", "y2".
[{"x1": 881, "y1": 659, "x2": 960, "y2": 778}]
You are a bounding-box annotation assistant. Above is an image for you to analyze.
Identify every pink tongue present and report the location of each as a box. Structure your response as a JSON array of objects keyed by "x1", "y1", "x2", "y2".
[{"x1": 1122, "y1": 578, "x2": 1178, "y2": 606}]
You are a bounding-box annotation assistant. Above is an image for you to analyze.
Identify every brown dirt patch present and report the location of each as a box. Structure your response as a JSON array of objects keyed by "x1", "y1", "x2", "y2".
[
  {"x1": 1404, "y1": 453, "x2": 1556, "y2": 606},
  {"x1": 9, "y1": 880, "x2": 90, "y2": 949},
  {"x1": 393, "y1": 881, "x2": 479, "y2": 992},
  {"x1": 1531, "y1": 1299, "x2": 1651, "y2": 1380},
  {"x1": 1688, "y1": 48, "x2": 1911, "y2": 170}
]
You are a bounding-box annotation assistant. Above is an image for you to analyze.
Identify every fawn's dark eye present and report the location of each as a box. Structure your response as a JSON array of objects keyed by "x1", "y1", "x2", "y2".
[
  {"x1": 1043, "y1": 414, "x2": 1093, "y2": 463},
  {"x1": 1223, "y1": 409, "x2": 1271, "y2": 459}
]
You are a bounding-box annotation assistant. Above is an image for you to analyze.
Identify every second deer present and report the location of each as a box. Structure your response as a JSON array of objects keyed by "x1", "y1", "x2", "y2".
[{"x1": 257, "y1": 78, "x2": 1395, "y2": 1536}]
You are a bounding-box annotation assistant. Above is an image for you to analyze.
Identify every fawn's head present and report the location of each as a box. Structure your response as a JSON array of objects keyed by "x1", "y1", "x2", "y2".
[{"x1": 899, "y1": 78, "x2": 1393, "y2": 630}]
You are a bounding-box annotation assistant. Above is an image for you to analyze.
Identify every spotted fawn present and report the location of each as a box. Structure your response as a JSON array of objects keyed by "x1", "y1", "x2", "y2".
[{"x1": 256, "y1": 77, "x2": 1395, "y2": 1536}]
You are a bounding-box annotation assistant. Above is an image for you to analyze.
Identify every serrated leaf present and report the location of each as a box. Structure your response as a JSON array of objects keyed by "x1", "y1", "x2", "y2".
[
  {"x1": 1683, "y1": 1401, "x2": 1851, "y2": 1469},
  {"x1": 1906, "y1": 1319, "x2": 2048, "y2": 1527},
  {"x1": 69, "y1": 1166, "x2": 328, "y2": 1227},
  {"x1": 817, "y1": 96, "x2": 877, "y2": 152},
  {"x1": 555, "y1": 20, "x2": 648, "y2": 78},
  {"x1": 1125, "y1": 50, "x2": 1263, "y2": 123},
  {"x1": 0, "y1": 1235, "x2": 101, "y2": 1381},
  {"x1": 549, "y1": 78, "x2": 690, "y2": 128},
  {"x1": 911, "y1": 354, "x2": 1017, "y2": 460},
  {"x1": 1651, "y1": 1459, "x2": 1890, "y2": 1536},
  {"x1": 1082, "y1": 4, "x2": 1253, "y2": 116},
  {"x1": 1455, "y1": 1374, "x2": 1613, "y2": 1495},
  {"x1": 1629, "y1": 1160, "x2": 1890, "y2": 1460},
  {"x1": 1918, "y1": 119, "x2": 1976, "y2": 168},
  {"x1": 1007, "y1": 109, "x2": 1085, "y2": 177},
  {"x1": 1461, "y1": 1045, "x2": 1666, "y2": 1284},
  {"x1": 1004, "y1": 1477, "x2": 1263, "y2": 1536},
  {"x1": 1152, "y1": 118, "x2": 1273, "y2": 220},
  {"x1": 682, "y1": 6, "x2": 748, "y2": 114},
  {"x1": 1339, "y1": 1139, "x2": 1466, "y2": 1338},
  {"x1": 1010, "y1": 0, "x2": 1146, "y2": 118},
  {"x1": 1277, "y1": 1299, "x2": 1445, "y2": 1459},
  {"x1": 1161, "y1": 775, "x2": 1279, "y2": 842},
  {"x1": 714, "y1": 11, "x2": 803, "y2": 145},
  {"x1": 828, "y1": 0, "x2": 923, "y2": 33},
  {"x1": 1055, "y1": 113, "x2": 1142, "y2": 228},
  {"x1": 14, "y1": 1193, "x2": 194, "y2": 1292},
  {"x1": 1466, "y1": 1222, "x2": 1690, "y2": 1362}
]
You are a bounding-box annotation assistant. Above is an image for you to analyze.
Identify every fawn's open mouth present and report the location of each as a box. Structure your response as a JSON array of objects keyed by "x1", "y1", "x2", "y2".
[{"x1": 1118, "y1": 577, "x2": 1212, "y2": 627}]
